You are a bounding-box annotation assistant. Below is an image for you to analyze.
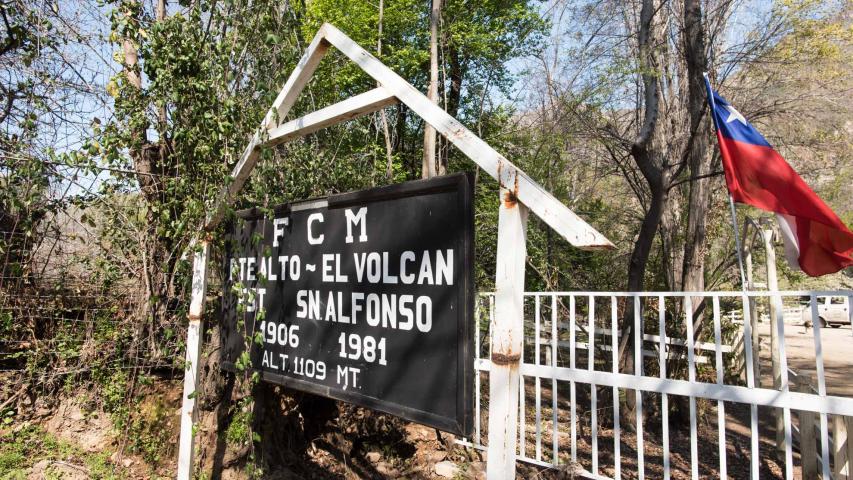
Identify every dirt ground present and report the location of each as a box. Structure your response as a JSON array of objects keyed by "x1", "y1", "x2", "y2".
[
  {"x1": 2, "y1": 379, "x2": 505, "y2": 480},
  {"x1": 757, "y1": 319, "x2": 853, "y2": 397},
  {"x1": 505, "y1": 376, "x2": 789, "y2": 480},
  {"x1": 7, "y1": 319, "x2": 852, "y2": 479}
]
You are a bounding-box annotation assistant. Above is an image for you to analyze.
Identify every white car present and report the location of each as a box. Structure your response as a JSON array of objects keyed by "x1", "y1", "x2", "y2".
[{"x1": 802, "y1": 296, "x2": 851, "y2": 328}]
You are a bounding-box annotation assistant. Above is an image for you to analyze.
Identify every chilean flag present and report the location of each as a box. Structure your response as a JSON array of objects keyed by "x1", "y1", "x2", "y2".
[{"x1": 705, "y1": 78, "x2": 853, "y2": 276}]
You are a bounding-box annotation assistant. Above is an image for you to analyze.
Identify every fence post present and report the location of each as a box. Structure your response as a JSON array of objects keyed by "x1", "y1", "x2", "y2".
[
  {"x1": 847, "y1": 417, "x2": 853, "y2": 477},
  {"x1": 745, "y1": 248, "x2": 760, "y2": 386},
  {"x1": 799, "y1": 378, "x2": 818, "y2": 479},
  {"x1": 486, "y1": 189, "x2": 528, "y2": 480},
  {"x1": 835, "y1": 416, "x2": 851, "y2": 479},
  {"x1": 177, "y1": 240, "x2": 210, "y2": 480},
  {"x1": 848, "y1": 293, "x2": 853, "y2": 337},
  {"x1": 763, "y1": 228, "x2": 784, "y2": 454}
]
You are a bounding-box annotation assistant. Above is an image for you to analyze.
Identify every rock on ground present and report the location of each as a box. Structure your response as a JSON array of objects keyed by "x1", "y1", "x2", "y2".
[
  {"x1": 434, "y1": 460, "x2": 460, "y2": 478},
  {"x1": 28, "y1": 460, "x2": 90, "y2": 480}
]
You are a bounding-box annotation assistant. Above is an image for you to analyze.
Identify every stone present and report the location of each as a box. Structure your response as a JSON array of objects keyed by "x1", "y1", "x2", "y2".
[
  {"x1": 426, "y1": 450, "x2": 447, "y2": 463},
  {"x1": 365, "y1": 451, "x2": 382, "y2": 463},
  {"x1": 27, "y1": 460, "x2": 89, "y2": 480},
  {"x1": 376, "y1": 462, "x2": 398, "y2": 476},
  {"x1": 467, "y1": 461, "x2": 485, "y2": 477},
  {"x1": 12, "y1": 421, "x2": 30, "y2": 433},
  {"x1": 435, "y1": 460, "x2": 460, "y2": 478}
]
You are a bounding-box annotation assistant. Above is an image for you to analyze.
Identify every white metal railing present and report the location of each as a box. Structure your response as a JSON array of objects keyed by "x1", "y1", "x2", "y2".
[{"x1": 460, "y1": 290, "x2": 853, "y2": 479}]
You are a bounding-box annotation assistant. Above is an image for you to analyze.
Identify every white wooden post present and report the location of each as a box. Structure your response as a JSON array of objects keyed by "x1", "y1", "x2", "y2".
[
  {"x1": 763, "y1": 228, "x2": 785, "y2": 454},
  {"x1": 846, "y1": 417, "x2": 853, "y2": 476},
  {"x1": 745, "y1": 244, "x2": 761, "y2": 386},
  {"x1": 798, "y1": 379, "x2": 818, "y2": 480},
  {"x1": 848, "y1": 293, "x2": 852, "y2": 337},
  {"x1": 177, "y1": 240, "x2": 210, "y2": 480},
  {"x1": 834, "y1": 416, "x2": 850, "y2": 479},
  {"x1": 486, "y1": 190, "x2": 528, "y2": 480}
]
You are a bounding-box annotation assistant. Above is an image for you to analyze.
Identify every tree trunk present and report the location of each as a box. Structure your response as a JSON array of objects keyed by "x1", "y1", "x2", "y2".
[
  {"x1": 446, "y1": 47, "x2": 463, "y2": 119},
  {"x1": 439, "y1": 45, "x2": 463, "y2": 165},
  {"x1": 122, "y1": 0, "x2": 170, "y2": 359},
  {"x1": 621, "y1": 0, "x2": 670, "y2": 427},
  {"x1": 627, "y1": 182, "x2": 666, "y2": 294},
  {"x1": 422, "y1": 0, "x2": 441, "y2": 178},
  {"x1": 680, "y1": 0, "x2": 712, "y2": 299},
  {"x1": 377, "y1": 0, "x2": 394, "y2": 181},
  {"x1": 660, "y1": 189, "x2": 685, "y2": 291}
]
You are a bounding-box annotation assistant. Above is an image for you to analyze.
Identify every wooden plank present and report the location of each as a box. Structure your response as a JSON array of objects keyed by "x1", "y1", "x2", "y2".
[
  {"x1": 498, "y1": 289, "x2": 849, "y2": 297},
  {"x1": 264, "y1": 88, "x2": 398, "y2": 148},
  {"x1": 204, "y1": 31, "x2": 330, "y2": 230},
  {"x1": 713, "y1": 297, "x2": 728, "y2": 479},
  {"x1": 834, "y1": 415, "x2": 848, "y2": 479},
  {"x1": 569, "y1": 295, "x2": 577, "y2": 463},
  {"x1": 773, "y1": 292, "x2": 794, "y2": 480},
  {"x1": 611, "y1": 296, "x2": 621, "y2": 478},
  {"x1": 812, "y1": 295, "x2": 832, "y2": 479},
  {"x1": 318, "y1": 23, "x2": 613, "y2": 251},
  {"x1": 658, "y1": 295, "x2": 670, "y2": 480},
  {"x1": 535, "y1": 296, "x2": 542, "y2": 461},
  {"x1": 558, "y1": 324, "x2": 735, "y2": 353},
  {"x1": 740, "y1": 293, "x2": 760, "y2": 480},
  {"x1": 846, "y1": 417, "x2": 853, "y2": 479},
  {"x1": 765, "y1": 229, "x2": 786, "y2": 461},
  {"x1": 519, "y1": 359, "x2": 526, "y2": 459},
  {"x1": 799, "y1": 383, "x2": 818, "y2": 480},
  {"x1": 589, "y1": 296, "x2": 598, "y2": 475},
  {"x1": 848, "y1": 293, "x2": 853, "y2": 337},
  {"x1": 473, "y1": 296, "x2": 485, "y2": 445},
  {"x1": 507, "y1": 363, "x2": 853, "y2": 417},
  {"x1": 832, "y1": 415, "x2": 853, "y2": 480},
  {"x1": 685, "y1": 297, "x2": 699, "y2": 480},
  {"x1": 485, "y1": 189, "x2": 528, "y2": 480},
  {"x1": 176, "y1": 241, "x2": 210, "y2": 480},
  {"x1": 634, "y1": 295, "x2": 645, "y2": 480},
  {"x1": 550, "y1": 295, "x2": 559, "y2": 465},
  {"x1": 531, "y1": 339, "x2": 715, "y2": 363}
]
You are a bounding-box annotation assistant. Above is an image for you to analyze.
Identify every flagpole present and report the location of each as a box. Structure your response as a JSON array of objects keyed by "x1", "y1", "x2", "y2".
[
  {"x1": 727, "y1": 195, "x2": 748, "y2": 288},
  {"x1": 704, "y1": 72, "x2": 748, "y2": 289}
]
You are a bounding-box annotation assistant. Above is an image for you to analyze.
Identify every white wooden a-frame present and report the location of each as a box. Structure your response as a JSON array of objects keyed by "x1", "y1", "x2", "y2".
[{"x1": 177, "y1": 22, "x2": 614, "y2": 480}]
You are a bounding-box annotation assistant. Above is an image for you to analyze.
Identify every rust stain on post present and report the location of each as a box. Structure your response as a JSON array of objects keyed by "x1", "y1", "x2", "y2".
[
  {"x1": 491, "y1": 351, "x2": 521, "y2": 365},
  {"x1": 503, "y1": 189, "x2": 517, "y2": 208},
  {"x1": 188, "y1": 314, "x2": 202, "y2": 321},
  {"x1": 498, "y1": 162, "x2": 520, "y2": 208},
  {"x1": 502, "y1": 179, "x2": 519, "y2": 208}
]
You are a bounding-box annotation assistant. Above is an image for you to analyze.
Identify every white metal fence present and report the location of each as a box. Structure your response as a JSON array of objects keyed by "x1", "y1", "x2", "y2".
[{"x1": 461, "y1": 290, "x2": 853, "y2": 479}]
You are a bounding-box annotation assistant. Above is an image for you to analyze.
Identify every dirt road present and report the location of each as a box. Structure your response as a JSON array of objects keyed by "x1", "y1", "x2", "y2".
[{"x1": 757, "y1": 320, "x2": 853, "y2": 397}]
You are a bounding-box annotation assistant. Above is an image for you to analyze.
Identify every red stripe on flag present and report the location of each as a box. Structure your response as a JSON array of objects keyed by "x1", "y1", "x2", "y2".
[{"x1": 718, "y1": 134, "x2": 853, "y2": 276}]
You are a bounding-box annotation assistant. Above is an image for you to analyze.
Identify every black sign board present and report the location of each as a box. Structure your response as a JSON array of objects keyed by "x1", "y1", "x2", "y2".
[{"x1": 221, "y1": 173, "x2": 474, "y2": 436}]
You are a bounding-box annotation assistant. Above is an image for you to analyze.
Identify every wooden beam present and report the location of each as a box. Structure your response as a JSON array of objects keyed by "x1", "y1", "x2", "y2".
[
  {"x1": 264, "y1": 88, "x2": 398, "y2": 148},
  {"x1": 799, "y1": 385, "x2": 818, "y2": 480},
  {"x1": 204, "y1": 31, "x2": 331, "y2": 231},
  {"x1": 177, "y1": 241, "x2": 210, "y2": 480},
  {"x1": 486, "y1": 189, "x2": 528, "y2": 479},
  {"x1": 318, "y1": 23, "x2": 613, "y2": 250}
]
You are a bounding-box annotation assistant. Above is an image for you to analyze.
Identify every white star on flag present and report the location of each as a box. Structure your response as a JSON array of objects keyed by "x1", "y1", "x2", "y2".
[{"x1": 725, "y1": 105, "x2": 747, "y2": 125}]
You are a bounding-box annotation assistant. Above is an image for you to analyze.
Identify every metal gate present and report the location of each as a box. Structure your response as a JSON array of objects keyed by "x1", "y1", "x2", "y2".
[{"x1": 461, "y1": 290, "x2": 853, "y2": 479}]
